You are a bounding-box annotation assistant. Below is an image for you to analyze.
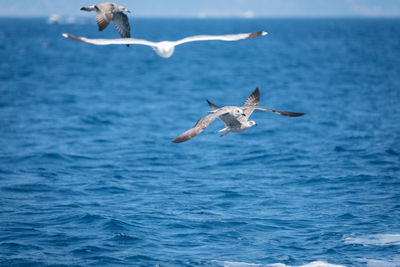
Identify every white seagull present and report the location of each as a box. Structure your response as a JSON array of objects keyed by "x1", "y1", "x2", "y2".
[
  {"x1": 172, "y1": 88, "x2": 305, "y2": 143},
  {"x1": 61, "y1": 30, "x2": 267, "y2": 58},
  {"x1": 81, "y1": 2, "x2": 131, "y2": 46}
]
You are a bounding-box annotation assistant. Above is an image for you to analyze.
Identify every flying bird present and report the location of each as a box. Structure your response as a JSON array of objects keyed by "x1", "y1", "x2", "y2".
[
  {"x1": 172, "y1": 88, "x2": 305, "y2": 143},
  {"x1": 81, "y1": 2, "x2": 131, "y2": 46},
  {"x1": 61, "y1": 31, "x2": 267, "y2": 58}
]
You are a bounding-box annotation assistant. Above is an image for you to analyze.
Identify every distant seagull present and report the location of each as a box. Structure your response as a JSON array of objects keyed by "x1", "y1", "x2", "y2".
[
  {"x1": 81, "y1": 2, "x2": 131, "y2": 46},
  {"x1": 61, "y1": 30, "x2": 267, "y2": 58},
  {"x1": 172, "y1": 88, "x2": 305, "y2": 143}
]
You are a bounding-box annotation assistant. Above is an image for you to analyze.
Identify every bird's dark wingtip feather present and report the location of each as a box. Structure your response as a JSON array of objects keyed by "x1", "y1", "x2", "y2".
[
  {"x1": 62, "y1": 33, "x2": 85, "y2": 43},
  {"x1": 284, "y1": 112, "x2": 306, "y2": 117},
  {"x1": 172, "y1": 137, "x2": 186, "y2": 143},
  {"x1": 247, "y1": 31, "x2": 268, "y2": 39}
]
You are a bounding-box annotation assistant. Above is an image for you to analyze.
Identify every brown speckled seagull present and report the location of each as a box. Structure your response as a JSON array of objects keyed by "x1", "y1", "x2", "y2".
[
  {"x1": 81, "y1": 2, "x2": 131, "y2": 46},
  {"x1": 172, "y1": 87, "x2": 305, "y2": 143}
]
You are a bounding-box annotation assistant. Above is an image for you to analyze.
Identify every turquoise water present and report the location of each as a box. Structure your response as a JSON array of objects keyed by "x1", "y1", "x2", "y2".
[{"x1": 0, "y1": 18, "x2": 400, "y2": 266}]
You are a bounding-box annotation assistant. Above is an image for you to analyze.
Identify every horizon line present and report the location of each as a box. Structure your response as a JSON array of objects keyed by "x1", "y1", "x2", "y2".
[{"x1": 1, "y1": 14, "x2": 400, "y2": 19}]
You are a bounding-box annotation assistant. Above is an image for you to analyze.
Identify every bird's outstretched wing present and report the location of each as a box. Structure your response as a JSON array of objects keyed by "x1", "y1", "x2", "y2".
[
  {"x1": 241, "y1": 88, "x2": 305, "y2": 117},
  {"x1": 242, "y1": 87, "x2": 261, "y2": 118},
  {"x1": 112, "y1": 11, "x2": 131, "y2": 47},
  {"x1": 248, "y1": 106, "x2": 305, "y2": 117},
  {"x1": 172, "y1": 110, "x2": 229, "y2": 143},
  {"x1": 62, "y1": 33, "x2": 156, "y2": 47},
  {"x1": 95, "y1": 4, "x2": 113, "y2": 31},
  {"x1": 173, "y1": 31, "x2": 267, "y2": 46},
  {"x1": 112, "y1": 12, "x2": 130, "y2": 38}
]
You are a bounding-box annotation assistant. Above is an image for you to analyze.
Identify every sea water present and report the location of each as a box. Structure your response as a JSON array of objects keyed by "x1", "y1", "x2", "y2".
[{"x1": 0, "y1": 18, "x2": 399, "y2": 266}]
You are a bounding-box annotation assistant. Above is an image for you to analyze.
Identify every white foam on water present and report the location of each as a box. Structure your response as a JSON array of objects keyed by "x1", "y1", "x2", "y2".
[
  {"x1": 363, "y1": 259, "x2": 398, "y2": 267},
  {"x1": 267, "y1": 261, "x2": 346, "y2": 267},
  {"x1": 343, "y1": 233, "x2": 400, "y2": 246},
  {"x1": 356, "y1": 256, "x2": 400, "y2": 267},
  {"x1": 216, "y1": 261, "x2": 262, "y2": 267},
  {"x1": 214, "y1": 261, "x2": 345, "y2": 267}
]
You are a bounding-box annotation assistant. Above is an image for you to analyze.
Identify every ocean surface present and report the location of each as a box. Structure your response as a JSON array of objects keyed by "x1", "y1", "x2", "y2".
[{"x1": 0, "y1": 18, "x2": 400, "y2": 267}]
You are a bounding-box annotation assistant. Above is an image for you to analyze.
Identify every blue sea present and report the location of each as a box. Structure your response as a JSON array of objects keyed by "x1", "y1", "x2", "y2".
[{"x1": 0, "y1": 18, "x2": 400, "y2": 266}]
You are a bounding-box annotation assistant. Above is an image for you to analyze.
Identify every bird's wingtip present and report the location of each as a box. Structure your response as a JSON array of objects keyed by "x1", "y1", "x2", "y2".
[
  {"x1": 172, "y1": 138, "x2": 183, "y2": 143},
  {"x1": 247, "y1": 30, "x2": 268, "y2": 39}
]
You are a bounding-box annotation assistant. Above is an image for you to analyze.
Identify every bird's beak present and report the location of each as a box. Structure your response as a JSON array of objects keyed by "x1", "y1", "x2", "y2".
[
  {"x1": 255, "y1": 123, "x2": 258, "y2": 126},
  {"x1": 126, "y1": 9, "x2": 131, "y2": 13}
]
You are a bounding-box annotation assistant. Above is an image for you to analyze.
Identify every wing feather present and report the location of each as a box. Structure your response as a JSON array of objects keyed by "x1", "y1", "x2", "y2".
[
  {"x1": 241, "y1": 87, "x2": 260, "y2": 118},
  {"x1": 250, "y1": 106, "x2": 305, "y2": 117},
  {"x1": 95, "y1": 5, "x2": 113, "y2": 31},
  {"x1": 219, "y1": 113, "x2": 243, "y2": 128},
  {"x1": 112, "y1": 12, "x2": 131, "y2": 38},
  {"x1": 172, "y1": 110, "x2": 230, "y2": 143}
]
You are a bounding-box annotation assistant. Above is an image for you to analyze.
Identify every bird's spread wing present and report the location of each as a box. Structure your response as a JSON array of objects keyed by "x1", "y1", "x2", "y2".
[
  {"x1": 242, "y1": 87, "x2": 260, "y2": 118},
  {"x1": 62, "y1": 33, "x2": 156, "y2": 47},
  {"x1": 172, "y1": 110, "x2": 229, "y2": 143},
  {"x1": 112, "y1": 11, "x2": 130, "y2": 38},
  {"x1": 173, "y1": 30, "x2": 267, "y2": 46},
  {"x1": 246, "y1": 106, "x2": 305, "y2": 117},
  {"x1": 95, "y1": 4, "x2": 114, "y2": 31}
]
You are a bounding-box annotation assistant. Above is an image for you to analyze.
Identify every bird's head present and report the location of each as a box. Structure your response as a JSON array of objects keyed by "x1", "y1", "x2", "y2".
[
  {"x1": 248, "y1": 120, "x2": 258, "y2": 127},
  {"x1": 115, "y1": 4, "x2": 130, "y2": 13},
  {"x1": 122, "y1": 6, "x2": 131, "y2": 13}
]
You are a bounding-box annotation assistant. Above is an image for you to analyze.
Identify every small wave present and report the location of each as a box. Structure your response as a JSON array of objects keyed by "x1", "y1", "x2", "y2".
[
  {"x1": 78, "y1": 213, "x2": 106, "y2": 224},
  {"x1": 214, "y1": 261, "x2": 262, "y2": 267},
  {"x1": 268, "y1": 261, "x2": 345, "y2": 267},
  {"x1": 386, "y1": 149, "x2": 399, "y2": 156},
  {"x1": 360, "y1": 258, "x2": 400, "y2": 267},
  {"x1": 109, "y1": 232, "x2": 139, "y2": 242},
  {"x1": 81, "y1": 115, "x2": 113, "y2": 125},
  {"x1": 2, "y1": 183, "x2": 53, "y2": 193},
  {"x1": 214, "y1": 261, "x2": 344, "y2": 267},
  {"x1": 343, "y1": 233, "x2": 400, "y2": 246},
  {"x1": 0, "y1": 242, "x2": 42, "y2": 251},
  {"x1": 101, "y1": 218, "x2": 133, "y2": 232}
]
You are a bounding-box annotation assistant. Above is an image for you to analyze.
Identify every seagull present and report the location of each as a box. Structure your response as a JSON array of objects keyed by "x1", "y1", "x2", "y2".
[
  {"x1": 172, "y1": 88, "x2": 305, "y2": 143},
  {"x1": 81, "y1": 2, "x2": 131, "y2": 46},
  {"x1": 61, "y1": 30, "x2": 267, "y2": 58}
]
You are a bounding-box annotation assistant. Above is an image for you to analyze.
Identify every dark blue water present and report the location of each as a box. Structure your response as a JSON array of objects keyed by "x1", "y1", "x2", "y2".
[{"x1": 1, "y1": 18, "x2": 400, "y2": 267}]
